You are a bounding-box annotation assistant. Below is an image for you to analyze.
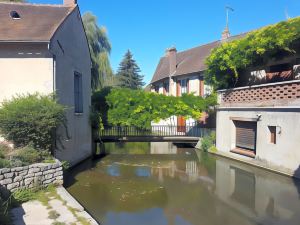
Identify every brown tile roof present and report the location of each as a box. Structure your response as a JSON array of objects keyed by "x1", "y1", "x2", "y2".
[
  {"x1": 151, "y1": 33, "x2": 247, "y2": 84},
  {"x1": 0, "y1": 2, "x2": 76, "y2": 42}
]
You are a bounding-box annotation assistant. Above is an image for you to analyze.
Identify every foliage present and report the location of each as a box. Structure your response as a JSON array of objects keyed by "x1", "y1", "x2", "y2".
[
  {"x1": 201, "y1": 131, "x2": 216, "y2": 152},
  {"x1": 0, "y1": 93, "x2": 66, "y2": 151},
  {"x1": 15, "y1": 145, "x2": 52, "y2": 166},
  {"x1": 205, "y1": 17, "x2": 300, "y2": 90},
  {"x1": 117, "y1": 50, "x2": 145, "y2": 89},
  {"x1": 106, "y1": 88, "x2": 217, "y2": 128},
  {"x1": 48, "y1": 210, "x2": 60, "y2": 220},
  {"x1": 83, "y1": 12, "x2": 115, "y2": 90},
  {"x1": 91, "y1": 87, "x2": 112, "y2": 128}
]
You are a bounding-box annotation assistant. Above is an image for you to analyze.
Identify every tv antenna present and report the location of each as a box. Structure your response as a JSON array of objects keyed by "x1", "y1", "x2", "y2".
[{"x1": 225, "y1": 6, "x2": 234, "y2": 29}]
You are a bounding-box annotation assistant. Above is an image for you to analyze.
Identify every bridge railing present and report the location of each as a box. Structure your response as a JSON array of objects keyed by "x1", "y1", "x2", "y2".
[{"x1": 100, "y1": 125, "x2": 215, "y2": 138}]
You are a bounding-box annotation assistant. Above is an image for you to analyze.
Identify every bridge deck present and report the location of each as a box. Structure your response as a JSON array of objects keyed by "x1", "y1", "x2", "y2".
[{"x1": 100, "y1": 136, "x2": 200, "y2": 143}]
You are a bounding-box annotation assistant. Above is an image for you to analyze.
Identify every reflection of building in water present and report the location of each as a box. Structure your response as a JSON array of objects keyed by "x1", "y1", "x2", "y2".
[
  {"x1": 150, "y1": 160, "x2": 200, "y2": 183},
  {"x1": 150, "y1": 142, "x2": 177, "y2": 154},
  {"x1": 215, "y1": 159, "x2": 300, "y2": 225}
]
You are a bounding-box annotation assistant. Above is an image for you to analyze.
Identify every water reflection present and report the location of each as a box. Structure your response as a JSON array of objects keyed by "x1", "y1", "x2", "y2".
[{"x1": 65, "y1": 142, "x2": 300, "y2": 225}]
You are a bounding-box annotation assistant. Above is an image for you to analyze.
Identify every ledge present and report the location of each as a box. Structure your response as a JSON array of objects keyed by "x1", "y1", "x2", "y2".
[{"x1": 230, "y1": 148, "x2": 256, "y2": 158}]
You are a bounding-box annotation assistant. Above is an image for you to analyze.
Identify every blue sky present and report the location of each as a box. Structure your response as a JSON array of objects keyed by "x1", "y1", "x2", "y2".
[{"x1": 30, "y1": 0, "x2": 300, "y2": 84}]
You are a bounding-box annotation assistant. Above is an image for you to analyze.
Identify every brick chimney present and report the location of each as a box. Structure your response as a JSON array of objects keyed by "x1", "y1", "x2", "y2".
[
  {"x1": 221, "y1": 27, "x2": 230, "y2": 41},
  {"x1": 166, "y1": 47, "x2": 177, "y2": 75},
  {"x1": 63, "y1": 0, "x2": 77, "y2": 6}
]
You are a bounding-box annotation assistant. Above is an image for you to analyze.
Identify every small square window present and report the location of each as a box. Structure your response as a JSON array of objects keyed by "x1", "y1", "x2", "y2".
[{"x1": 268, "y1": 126, "x2": 277, "y2": 144}]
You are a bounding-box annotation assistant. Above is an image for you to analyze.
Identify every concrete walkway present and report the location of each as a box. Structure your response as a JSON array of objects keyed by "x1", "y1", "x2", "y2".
[{"x1": 11, "y1": 187, "x2": 98, "y2": 225}]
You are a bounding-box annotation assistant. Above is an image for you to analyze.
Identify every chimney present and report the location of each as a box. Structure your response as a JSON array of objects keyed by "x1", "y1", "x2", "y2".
[
  {"x1": 166, "y1": 46, "x2": 177, "y2": 75},
  {"x1": 221, "y1": 27, "x2": 231, "y2": 40},
  {"x1": 63, "y1": 0, "x2": 77, "y2": 6}
]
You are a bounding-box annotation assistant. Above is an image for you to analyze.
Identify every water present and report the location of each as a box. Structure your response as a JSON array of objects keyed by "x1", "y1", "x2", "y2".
[{"x1": 65, "y1": 142, "x2": 300, "y2": 225}]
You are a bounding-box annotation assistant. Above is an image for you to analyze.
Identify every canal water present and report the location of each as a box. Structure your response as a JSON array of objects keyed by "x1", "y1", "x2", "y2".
[{"x1": 65, "y1": 142, "x2": 300, "y2": 225}]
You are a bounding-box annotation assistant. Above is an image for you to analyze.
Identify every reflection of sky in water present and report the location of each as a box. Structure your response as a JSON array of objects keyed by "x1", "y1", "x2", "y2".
[
  {"x1": 175, "y1": 215, "x2": 193, "y2": 225},
  {"x1": 107, "y1": 164, "x2": 120, "y2": 177},
  {"x1": 135, "y1": 167, "x2": 151, "y2": 177}
]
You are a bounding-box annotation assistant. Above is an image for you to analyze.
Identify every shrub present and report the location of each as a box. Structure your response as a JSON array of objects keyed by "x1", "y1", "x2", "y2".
[
  {"x1": 0, "y1": 158, "x2": 10, "y2": 168},
  {"x1": 0, "y1": 93, "x2": 67, "y2": 151},
  {"x1": 201, "y1": 131, "x2": 216, "y2": 152}
]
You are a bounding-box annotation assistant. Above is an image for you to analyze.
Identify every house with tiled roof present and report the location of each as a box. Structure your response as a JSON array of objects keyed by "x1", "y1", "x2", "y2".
[
  {"x1": 0, "y1": 0, "x2": 92, "y2": 165},
  {"x1": 150, "y1": 28, "x2": 245, "y2": 128}
]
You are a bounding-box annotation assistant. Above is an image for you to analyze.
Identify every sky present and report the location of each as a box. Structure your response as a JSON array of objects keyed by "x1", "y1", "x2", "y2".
[{"x1": 29, "y1": 0, "x2": 300, "y2": 84}]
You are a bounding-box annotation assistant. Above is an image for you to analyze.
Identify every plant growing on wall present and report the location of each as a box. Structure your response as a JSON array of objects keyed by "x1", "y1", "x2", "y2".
[
  {"x1": 205, "y1": 17, "x2": 300, "y2": 90},
  {"x1": 106, "y1": 88, "x2": 217, "y2": 129},
  {"x1": 0, "y1": 93, "x2": 66, "y2": 152}
]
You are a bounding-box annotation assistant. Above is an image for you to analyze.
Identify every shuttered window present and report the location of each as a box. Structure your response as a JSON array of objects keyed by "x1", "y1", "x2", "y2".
[
  {"x1": 269, "y1": 126, "x2": 276, "y2": 144},
  {"x1": 74, "y1": 72, "x2": 83, "y2": 113},
  {"x1": 234, "y1": 121, "x2": 257, "y2": 152}
]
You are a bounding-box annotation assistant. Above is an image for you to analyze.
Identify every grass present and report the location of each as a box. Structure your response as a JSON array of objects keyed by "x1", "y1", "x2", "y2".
[{"x1": 48, "y1": 210, "x2": 60, "y2": 220}]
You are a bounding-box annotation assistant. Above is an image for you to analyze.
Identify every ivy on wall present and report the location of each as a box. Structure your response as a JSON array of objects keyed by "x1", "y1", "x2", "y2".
[{"x1": 205, "y1": 17, "x2": 300, "y2": 90}]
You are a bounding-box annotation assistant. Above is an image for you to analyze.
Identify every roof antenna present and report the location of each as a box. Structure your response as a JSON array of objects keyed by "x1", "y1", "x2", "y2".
[
  {"x1": 285, "y1": 8, "x2": 291, "y2": 20},
  {"x1": 222, "y1": 6, "x2": 234, "y2": 40}
]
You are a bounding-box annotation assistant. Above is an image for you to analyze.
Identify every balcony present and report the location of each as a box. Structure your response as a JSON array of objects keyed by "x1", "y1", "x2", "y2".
[{"x1": 218, "y1": 80, "x2": 300, "y2": 107}]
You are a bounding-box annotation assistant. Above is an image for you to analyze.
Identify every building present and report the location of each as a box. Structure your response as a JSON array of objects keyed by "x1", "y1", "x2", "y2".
[
  {"x1": 0, "y1": 0, "x2": 92, "y2": 166},
  {"x1": 150, "y1": 30, "x2": 244, "y2": 128},
  {"x1": 216, "y1": 47, "x2": 300, "y2": 178}
]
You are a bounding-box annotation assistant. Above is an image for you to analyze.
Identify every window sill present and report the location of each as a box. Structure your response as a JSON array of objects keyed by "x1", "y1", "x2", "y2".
[
  {"x1": 230, "y1": 148, "x2": 256, "y2": 158},
  {"x1": 75, "y1": 113, "x2": 83, "y2": 116}
]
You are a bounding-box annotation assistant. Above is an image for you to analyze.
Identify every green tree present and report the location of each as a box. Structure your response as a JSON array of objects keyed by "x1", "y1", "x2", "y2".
[
  {"x1": 117, "y1": 50, "x2": 145, "y2": 89},
  {"x1": 82, "y1": 12, "x2": 115, "y2": 90}
]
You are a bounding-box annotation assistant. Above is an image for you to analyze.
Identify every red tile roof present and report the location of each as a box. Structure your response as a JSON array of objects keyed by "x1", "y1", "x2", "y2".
[
  {"x1": 151, "y1": 33, "x2": 247, "y2": 84},
  {"x1": 0, "y1": 2, "x2": 76, "y2": 42}
]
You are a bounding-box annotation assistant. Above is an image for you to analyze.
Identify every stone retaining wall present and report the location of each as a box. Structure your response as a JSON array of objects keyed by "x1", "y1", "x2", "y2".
[{"x1": 0, "y1": 160, "x2": 63, "y2": 192}]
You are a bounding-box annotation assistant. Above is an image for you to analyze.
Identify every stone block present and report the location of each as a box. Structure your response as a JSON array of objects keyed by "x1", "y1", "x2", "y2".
[
  {"x1": 18, "y1": 170, "x2": 28, "y2": 177},
  {"x1": 0, "y1": 175, "x2": 4, "y2": 180},
  {"x1": 53, "y1": 179, "x2": 63, "y2": 186},
  {"x1": 43, "y1": 178, "x2": 55, "y2": 185},
  {"x1": 35, "y1": 172, "x2": 42, "y2": 177},
  {"x1": 54, "y1": 171, "x2": 63, "y2": 177},
  {"x1": 4, "y1": 173, "x2": 14, "y2": 179},
  {"x1": 44, "y1": 174, "x2": 53, "y2": 180},
  {"x1": 43, "y1": 169, "x2": 55, "y2": 175},
  {"x1": 14, "y1": 176, "x2": 23, "y2": 182},
  {"x1": 56, "y1": 176, "x2": 63, "y2": 181},
  {"x1": 0, "y1": 168, "x2": 10, "y2": 174},
  {"x1": 28, "y1": 168, "x2": 40, "y2": 174},
  {"x1": 52, "y1": 163, "x2": 60, "y2": 169},
  {"x1": 11, "y1": 167, "x2": 24, "y2": 172},
  {"x1": 25, "y1": 173, "x2": 34, "y2": 178},
  {"x1": 7, "y1": 182, "x2": 19, "y2": 190},
  {"x1": 0, "y1": 178, "x2": 12, "y2": 185},
  {"x1": 24, "y1": 178, "x2": 34, "y2": 186},
  {"x1": 55, "y1": 167, "x2": 63, "y2": 172}
]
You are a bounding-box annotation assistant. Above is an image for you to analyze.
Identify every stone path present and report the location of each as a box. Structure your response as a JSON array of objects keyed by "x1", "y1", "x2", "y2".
[{"x1": 11, "y1": 187, "x2": 98, "y2": 225}]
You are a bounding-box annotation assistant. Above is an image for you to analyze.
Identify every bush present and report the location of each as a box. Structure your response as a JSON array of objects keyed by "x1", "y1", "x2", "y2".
[
  {"x1": 14, "y1": 145, "x2": 53, "y2": 166},
  {"x1": 0, "y1": 158, "x2": 10, "y2": 168},
  {"x1": 201, "y1": 131, "x2": 216, "y2": 152},
  {"x1": 0, "y1": 93, "x2": 66, "y2": 151}
]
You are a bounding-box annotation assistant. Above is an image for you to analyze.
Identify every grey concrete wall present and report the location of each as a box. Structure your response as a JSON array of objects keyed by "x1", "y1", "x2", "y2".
[
  {"x1": 0, "y1": 161, "x2": 63, "y2": 192},
  {"x1": 49, "y1": 7, "x2": 92, "y2": 166},
  {"x1": 216, "y1": 108, "x2": 300, "y2": 176}
]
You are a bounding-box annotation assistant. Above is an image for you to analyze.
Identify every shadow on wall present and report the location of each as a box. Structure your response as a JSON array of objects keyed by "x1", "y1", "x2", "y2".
[
  {"x1": 293, "y1": 165, "x2": 300, "y2": 198},
  {"x1": 0, "y1": 184, "x2": 26, "y2": 225}
]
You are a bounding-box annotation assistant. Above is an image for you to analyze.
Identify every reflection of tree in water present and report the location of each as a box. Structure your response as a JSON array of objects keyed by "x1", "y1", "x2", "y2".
[{"x1": 105, "y1": 142, "x2": 151, "y2": 154}]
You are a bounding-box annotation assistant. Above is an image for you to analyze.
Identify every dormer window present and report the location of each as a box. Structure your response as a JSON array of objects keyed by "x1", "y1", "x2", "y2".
[{"x1": 10, "y1": 11, "x2": 21, "y2": 20}]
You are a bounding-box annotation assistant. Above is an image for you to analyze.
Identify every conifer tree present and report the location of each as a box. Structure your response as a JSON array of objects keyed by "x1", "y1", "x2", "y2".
[{"x1": 117, "y1": 50, "x2": 145, "y2": 89}]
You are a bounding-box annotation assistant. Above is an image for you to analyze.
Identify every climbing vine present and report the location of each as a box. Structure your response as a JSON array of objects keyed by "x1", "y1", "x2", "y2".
[
  {"x1": 105, "y1": 88, "x2": 217, "y2": 129},
  {"x1": 205, "y1": 17, "x2": 300, "y2": 90}
]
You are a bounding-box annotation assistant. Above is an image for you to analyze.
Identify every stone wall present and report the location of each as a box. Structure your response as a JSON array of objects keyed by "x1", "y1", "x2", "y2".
[{"x1": 0, "y1": 160, "x2": 63, "y2": 192}]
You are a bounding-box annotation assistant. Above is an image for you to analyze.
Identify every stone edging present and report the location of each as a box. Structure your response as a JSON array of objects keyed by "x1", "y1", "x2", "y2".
[{"x1": 0, "y1": 160, "x2": 63, "y2": 192}]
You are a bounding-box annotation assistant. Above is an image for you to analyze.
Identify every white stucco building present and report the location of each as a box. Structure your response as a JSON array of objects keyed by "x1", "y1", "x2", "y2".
[
  {"x1": 0, "y1": 0, "x2": 92, "y2": 166},
  {"x1": 216, "y1": 56, "x2": 300, "y2": 178}
]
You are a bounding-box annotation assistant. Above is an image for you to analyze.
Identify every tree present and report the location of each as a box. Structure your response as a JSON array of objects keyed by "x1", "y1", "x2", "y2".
[
  {"x1": 82, "y1": 12, "x2": 115, "y2": 90},
  {"x1": 117, "y1": 50, "x2": 145, "y2": 89}
]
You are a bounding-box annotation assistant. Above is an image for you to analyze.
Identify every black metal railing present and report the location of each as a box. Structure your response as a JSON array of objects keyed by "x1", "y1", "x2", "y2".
[{"x1": 100, "y1": 125, "x2": 214, "y2": 138}]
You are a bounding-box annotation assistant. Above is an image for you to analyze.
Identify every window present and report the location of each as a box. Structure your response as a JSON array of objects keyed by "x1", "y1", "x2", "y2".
[
  {"x1": 181, "y1": 79, "x2": 187, "y2": 94},
  {"x1": 163, "y1": 82, "x2": 169, "y2": 95},
  {"x1": 74, "y1": 72, "x2": 83, "y2": 113},
  {"x1": 269, "y1": 126, "x2": 277, "y2": 144},
  {"x1": 10, "y1": 11, "x2": 21, "y2": 20},
  {"x1": 154, "y1": 86, "x2": 159, "y2": 93}
]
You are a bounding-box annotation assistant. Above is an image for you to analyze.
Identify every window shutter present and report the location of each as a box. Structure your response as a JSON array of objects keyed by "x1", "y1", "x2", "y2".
[{"x1": 234, "y1": 121, "x2": 257, "y2": 151}]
